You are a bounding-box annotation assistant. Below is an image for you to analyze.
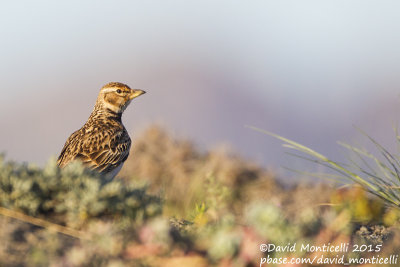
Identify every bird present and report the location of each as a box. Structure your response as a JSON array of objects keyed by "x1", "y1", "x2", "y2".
[{"x1": 57, "y1": 82, "x2": 146, "y2": 179}]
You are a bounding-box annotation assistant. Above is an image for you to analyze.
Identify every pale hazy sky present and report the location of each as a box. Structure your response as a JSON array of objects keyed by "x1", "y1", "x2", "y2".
[{"x1": 1, "y1": 1, "x2": 400, "y2": 178}]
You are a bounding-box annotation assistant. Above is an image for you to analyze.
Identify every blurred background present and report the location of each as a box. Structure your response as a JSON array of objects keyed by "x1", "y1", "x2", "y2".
[{"x1": 1, "y1": 1, "x2": 400, "y2": 180}]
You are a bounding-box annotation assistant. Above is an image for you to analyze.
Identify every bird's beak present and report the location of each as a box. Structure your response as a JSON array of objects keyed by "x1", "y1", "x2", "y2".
[{"x1": 129, "y1": 89, "x2": 146, "y2": 100}]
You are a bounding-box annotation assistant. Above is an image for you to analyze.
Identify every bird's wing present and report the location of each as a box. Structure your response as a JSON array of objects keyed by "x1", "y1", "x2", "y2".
[
  {"x1": 57, "y1": 127, "x2": 131, "y2": 173},
  {"x1": 57, "y1": 129, "x2": 83, "y2": 168},
  {"x1": 83, "y1": 129, "x2": 131, "y2": 173}
]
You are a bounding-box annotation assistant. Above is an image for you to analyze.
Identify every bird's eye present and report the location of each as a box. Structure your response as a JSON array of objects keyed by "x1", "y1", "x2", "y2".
[{"x1": 116, "y1": 89, "x2": 122, "y2": 94}]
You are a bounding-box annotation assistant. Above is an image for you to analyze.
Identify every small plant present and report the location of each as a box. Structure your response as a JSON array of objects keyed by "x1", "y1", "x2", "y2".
[
  {"x1": 247, "y1": 126, "x2": 400, "y2": 210},
  {"x1": 330, "y1": 185, "x2": 384, "y2": 223},
  {"x1": 0, "y1": 156, "x2": 162, "y2": 228}
]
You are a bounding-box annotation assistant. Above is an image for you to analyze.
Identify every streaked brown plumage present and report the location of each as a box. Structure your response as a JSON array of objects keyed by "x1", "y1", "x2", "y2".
[{"x1": 57, "y1": 82, "x2": 146, "y2": 178}]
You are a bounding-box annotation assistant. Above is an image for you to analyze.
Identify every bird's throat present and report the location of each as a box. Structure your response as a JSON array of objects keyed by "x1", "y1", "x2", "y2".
[{"x1": 89, "y1": 102, "x2": 122, "y2": 122}]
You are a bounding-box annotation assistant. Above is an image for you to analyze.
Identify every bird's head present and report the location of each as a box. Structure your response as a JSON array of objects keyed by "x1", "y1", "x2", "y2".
[{"x1": 97, "y1": 82, "x2": 146, "y2": 114}]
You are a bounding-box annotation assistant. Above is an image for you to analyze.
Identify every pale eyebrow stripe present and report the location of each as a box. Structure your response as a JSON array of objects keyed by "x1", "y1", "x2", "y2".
[
  {"x1": 102, "y1": 88, "x2": 129, "y2": 93},
  {"x1": 101, "y1": 88, "x2": 118, "y2": 93}
]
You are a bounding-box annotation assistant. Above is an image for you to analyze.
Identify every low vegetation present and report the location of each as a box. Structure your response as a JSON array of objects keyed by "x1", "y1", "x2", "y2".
[{"x1": 0, "y1": 126, "x2": 399, "y2": 266}]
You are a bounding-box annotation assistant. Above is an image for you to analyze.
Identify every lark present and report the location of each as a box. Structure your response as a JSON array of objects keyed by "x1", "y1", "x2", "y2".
[{"x1": 57, "y1": 82, "x2": 146, "y2": 179}]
